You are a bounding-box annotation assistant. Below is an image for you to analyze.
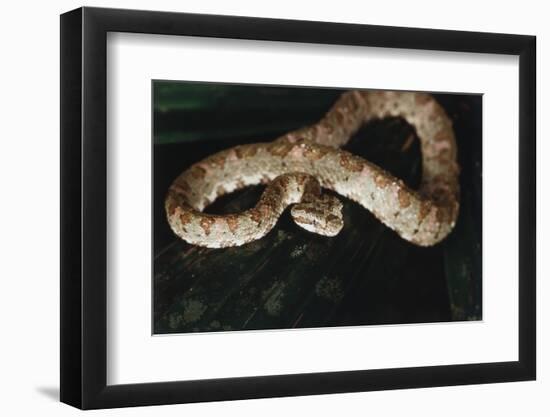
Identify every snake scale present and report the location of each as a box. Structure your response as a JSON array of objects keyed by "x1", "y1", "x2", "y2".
[{"x1": 165, "y1": 90, "x2": 460, "y2": 248}]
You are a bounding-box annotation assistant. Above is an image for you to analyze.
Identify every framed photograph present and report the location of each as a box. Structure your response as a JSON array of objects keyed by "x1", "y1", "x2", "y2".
[{"x1": 60, "y1": 6, "x2": 536, "y2": 409}]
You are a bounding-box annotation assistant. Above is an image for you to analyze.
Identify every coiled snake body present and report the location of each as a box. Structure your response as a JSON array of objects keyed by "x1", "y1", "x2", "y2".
[{"x1": 165, "y1": 90, "x2": 460, "y2": 248}]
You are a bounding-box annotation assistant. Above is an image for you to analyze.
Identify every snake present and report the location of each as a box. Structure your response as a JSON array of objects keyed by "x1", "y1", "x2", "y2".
[{"x1": 165, "y1": 90, "x2": 460, "y2": 248}]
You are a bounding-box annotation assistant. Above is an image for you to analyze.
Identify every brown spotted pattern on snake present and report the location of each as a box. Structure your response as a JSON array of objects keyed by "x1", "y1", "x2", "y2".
[{"x1": 165, "y1": 90, "x2": 460, "y2": 248}]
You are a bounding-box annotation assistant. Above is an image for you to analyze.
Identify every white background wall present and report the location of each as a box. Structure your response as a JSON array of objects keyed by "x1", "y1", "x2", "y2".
[{"x1": 0, "y1": 0, "x2": 546, "y2": 415}]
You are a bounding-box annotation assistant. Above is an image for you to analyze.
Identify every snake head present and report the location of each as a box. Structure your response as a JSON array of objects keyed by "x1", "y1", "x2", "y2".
[{"x1": 290, "y1": 194, "x2": 344, "y2": 237}]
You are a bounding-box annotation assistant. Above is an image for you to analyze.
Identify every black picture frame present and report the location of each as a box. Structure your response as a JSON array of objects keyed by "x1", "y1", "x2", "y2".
[{"x1": 60, "y1": 6, "x2": 536, "y2": 409}]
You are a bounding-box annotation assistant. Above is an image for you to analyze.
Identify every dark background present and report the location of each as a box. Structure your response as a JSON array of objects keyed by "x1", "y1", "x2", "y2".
[{"x1": 152, "y1": 81, "x2": 482, "y2": 334}]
